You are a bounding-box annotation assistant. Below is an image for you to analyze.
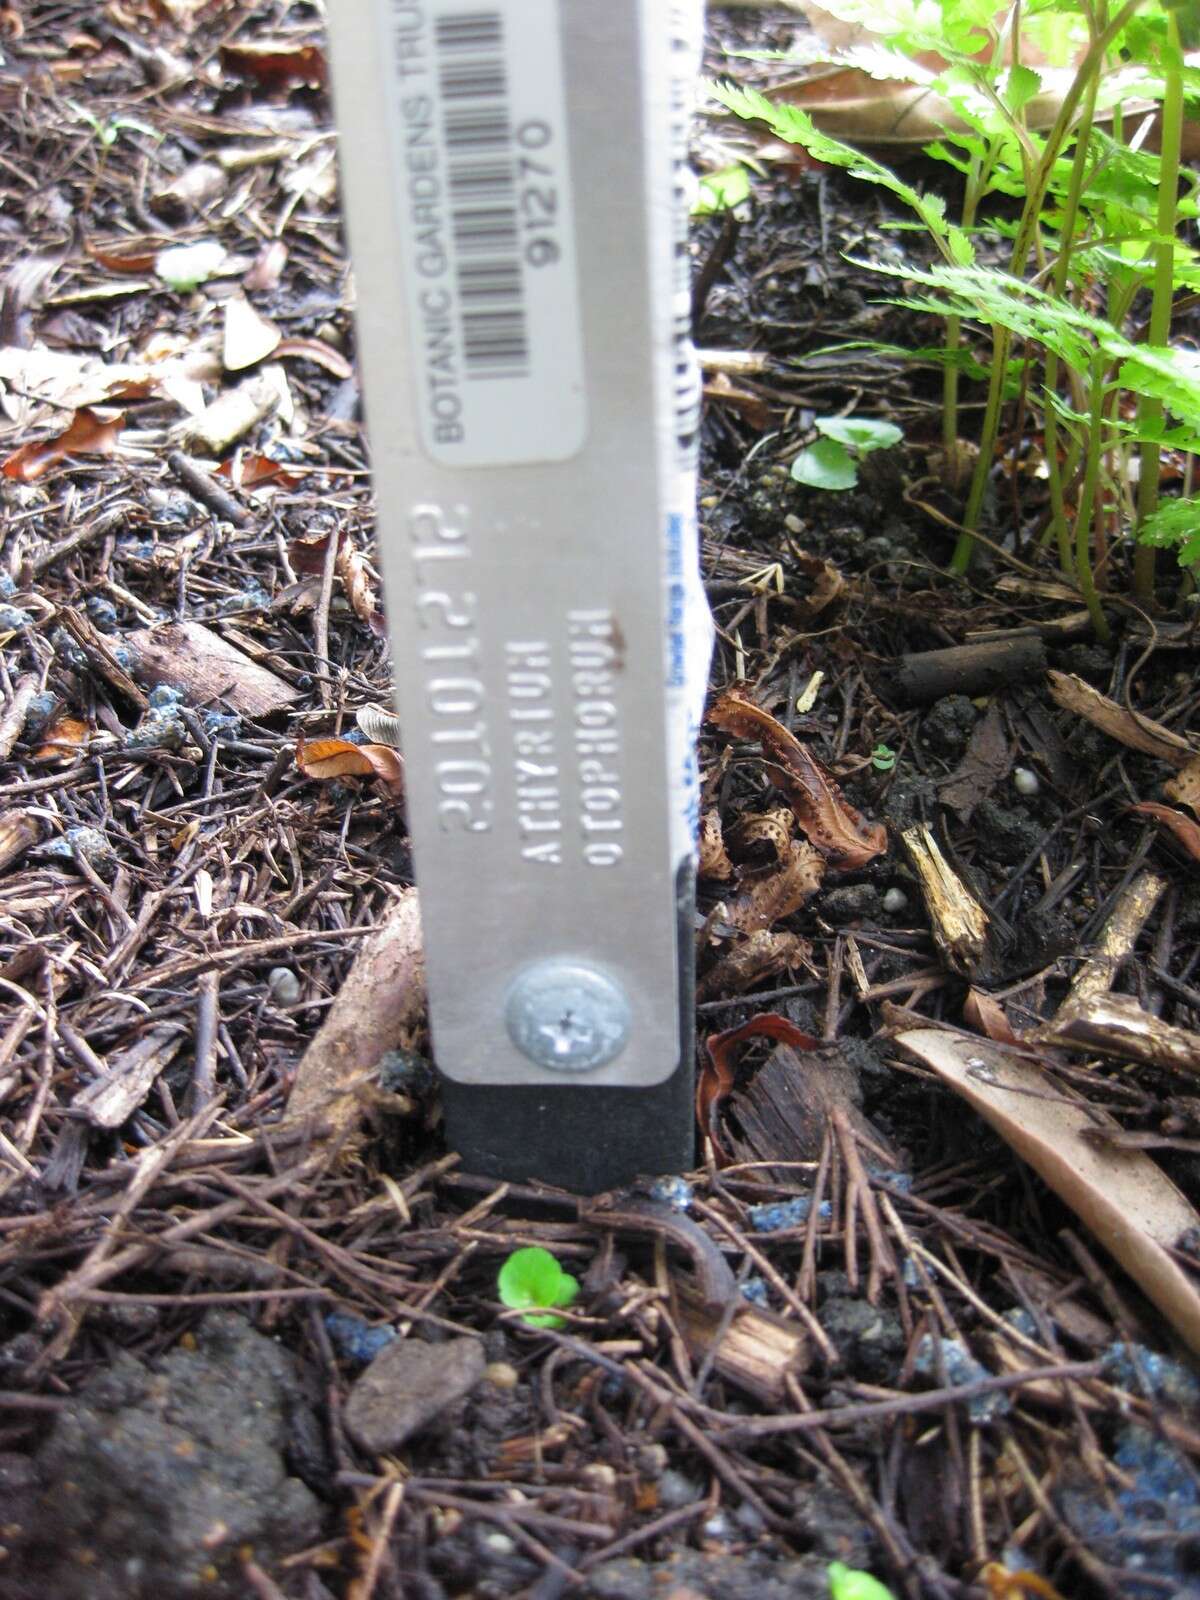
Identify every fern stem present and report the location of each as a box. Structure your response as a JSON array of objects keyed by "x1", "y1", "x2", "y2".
[{"x1": 1133, "y1": 8, "x2": 1184, "y2": 601}]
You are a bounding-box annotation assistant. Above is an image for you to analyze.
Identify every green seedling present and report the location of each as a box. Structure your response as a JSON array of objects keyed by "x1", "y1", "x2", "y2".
[
  {"x1": 694, "y1": 163, "x2": 751, "y2": 215},
  {"x1": 791, "y1": 416, "x2": 903, "y2": 491},
  {"x1": 497, "y1": 1246, "x2": 580, "y2": 1329},
  {"x1": 827, "y1": 1561, "x2": 896, "y2": 1600},
  {"x1": 871, "y1": 743, "x2": 898, "y2": 772},
  {"x1": 710, "y1": 1, "x2": 1200, "y2": 612}
]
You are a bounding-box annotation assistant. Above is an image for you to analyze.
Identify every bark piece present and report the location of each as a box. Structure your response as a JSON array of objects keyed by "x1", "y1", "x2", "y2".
[
  {"x1": 729, "y1": 1043, "x2": 897, "y2": 1173},
  {"x1": 1040, "y1": 993, "x2": 1200, "y2": 1077},
  {"x1": 901, "y1": 826, "x2": 988, "y2": 976},
  {"x1": 176, "y1": 367, "x2": 287, "y2": 455},
  {"x1": 283, "y1": 889, "x2": 425, "y2": 1146},
  {"x1": 1047, "y1": 671, "x2": 1197, "y2": 767},
  {"x1": 58, "y1": 606, "x2": 147, "y2": 710},
  {"x1": 0, "y1": 675, "x2": 37, "y2": 761},
  {"x1": 0, "y1": 811, "x2": 39, "y2": 873},
  {"x1": 675, "y1": 1284, "x2": 810, "y2": 1405},
  {"x1": 892, "y1": 637, "x2": 1046, "y2": 704},
  {"x1": 71, "y1": 1026, "x2": 184, "y2": 1129},
  {"x1": 123, "y1": 620, "x2": 301, "y2": 717},
  {"x1": 343, "y1": 1335, "x2": 484, "y2": 1455},
  {"x1": 939, "y1": 700, "x2": 1011, "y2": 823},
  {"x1": 897, "y1": 1027, "x2": 1200, "y2": 1359}
]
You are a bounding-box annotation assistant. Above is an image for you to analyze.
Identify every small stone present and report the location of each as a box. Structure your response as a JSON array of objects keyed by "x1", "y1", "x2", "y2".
[
  {"x1": 583, "y1": 1463, "x2": 618, "y2": 1490},
  {"x1": 648, "y1": 1175, "x2": 694, "y2": 1212},
  {"x1": 343, "y1": 1336, "x2": 485, "y2": 1455},
  {"x1": 480, "y1": 1532, "x2": 516, "y2": 1558},
  {"x1": 125, "y1": 707, "x2": 186, "y2": 751},
  {"x1": 41, "y1": 826, "x2": 117, "y2": 873},
  {"x1": 148, "y1": 683, "x2": 186, "y2": 709},
  {"x1": 658, "y1": 1469, "x2": 704, "y2": 1509},
  {"x1": 0, "y1": 604, "x2": 32, "y2": 630},
  {"x1": 325, "y1": 1311, "x2": 396, "y2": 1365},
  {"x1": 86, "y1": 597, "x2": 119, "y2": 632},
  {"x1": 882, "y1": 887, "x2": 908, "y2": 914},
  {"x1": 635, "y1": 1441, "x2": 669, "y2": 1479},
  {"x1": 268, "y1": 967, "x2": 302, "y2": 1006},
  {"x1": 740, "y1": 1276, "x2": 770, "y2": 1307},
  {"x1": 702, "y1": 1510, "x2": 736, "y2": 1542},
  {"x1": 483, "y1": 1361, "x2": 519, "y2": 1390},
  {"x1": 1013, "y1": 766, "x2": 1040, "y2": 796}
]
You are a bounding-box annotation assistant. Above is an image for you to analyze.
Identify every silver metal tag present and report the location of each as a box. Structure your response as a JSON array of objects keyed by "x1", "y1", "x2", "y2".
[{"x1": 328, "y1": 0, "x2": 712, "y2": 1096}]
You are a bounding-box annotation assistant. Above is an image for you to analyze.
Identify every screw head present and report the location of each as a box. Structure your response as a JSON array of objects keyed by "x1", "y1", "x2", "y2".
[{"x1": 504, "y1": 960, "x2": 632, "y2": 1072}]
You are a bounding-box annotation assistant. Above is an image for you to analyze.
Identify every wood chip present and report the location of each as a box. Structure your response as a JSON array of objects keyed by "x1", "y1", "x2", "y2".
[
  {"x1": 122, "y1": 620, "x2": 301, "y2": 716},
  {"x1": 71, "y1": 1026, "x2": 185, "y2": 1129},
  {"x1": 901, "y1": 825, "x2": 988, "y2": 976},
  {"x1": 1047, "y1": 670, "x2": 1197, "y2": 768}
]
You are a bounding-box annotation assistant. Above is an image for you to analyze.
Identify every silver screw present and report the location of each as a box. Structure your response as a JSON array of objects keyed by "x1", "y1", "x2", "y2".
[{"x1": 504, "y1": 960, "x2": 632, "y2": 1072}]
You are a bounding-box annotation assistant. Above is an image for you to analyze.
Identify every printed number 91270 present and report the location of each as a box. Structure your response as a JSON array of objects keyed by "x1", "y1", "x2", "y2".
[{"x1": 516, "y1": 120, "x2": 560, "y2": 268}]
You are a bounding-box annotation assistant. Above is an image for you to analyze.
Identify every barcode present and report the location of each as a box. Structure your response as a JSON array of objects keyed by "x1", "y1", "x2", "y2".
[{"x1": 434, "y1": 10, "x2": 528, "y2": 381}]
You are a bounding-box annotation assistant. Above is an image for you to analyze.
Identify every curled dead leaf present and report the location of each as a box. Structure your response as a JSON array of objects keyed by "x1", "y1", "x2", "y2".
[
  {"x1": 1129, "y1": 802, "x2": 1200, "y2": 865},
  {"x1": 696, "y1": 928, "x2": 811, "y2": 1004},
  {"x1": 698, "y1": 810, "x2": 734, "y2": 881},
  {"x1": 726, "y1": 807, "x2": 794, "y2": 866},
  {"x1": 721, "y1": 840, "x2": 825, "y2": 933},
  {"x1": 2, "y1": 407, "x2": 125, "y2": 482},
  {"x1": 708, "y1": 688, "x2": 887, "y2": 868},
  {"x1": 295, "y1": 735, "x2": 404, "y2": 797},
  {"x1": 275, "y1": 336, "x2": 354, "y2": 379}
]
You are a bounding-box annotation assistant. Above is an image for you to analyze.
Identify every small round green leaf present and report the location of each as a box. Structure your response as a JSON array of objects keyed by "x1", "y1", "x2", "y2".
[
  {"x1": 497, "y1": 1247, "x2": 580, "y2": 1329},
  {"x1": 827, "y1": 1560, "x2": 896, "y2": 1600},
  {"x1": 791, "y1": 438, "x2": 858, "y2": 491},
  {"x1": 815, "y1": 416, "x2": 903, "y2": 454}
]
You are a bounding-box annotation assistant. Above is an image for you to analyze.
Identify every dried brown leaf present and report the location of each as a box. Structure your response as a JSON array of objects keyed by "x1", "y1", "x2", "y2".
[
  {"x1": 897, "y1": 1028, "x2": 1200, "y2": 1358},
  {"x1": 243, "y1": 240, "x2": 289, "y2": 293},
  {"x1": 1047, "y1": 670, "x2": 1196, "y2": 769},
  {"x1": 721, "y1": 840, "x2": 825, "y2": 932},
  {"x1": 214, "y1": 453, "x2": 302, "y2": 491},
  {"x1": 275, "y1": 336, "x2": 354, "y2": 379},
  {"x1": 939, "y1": 700, "x2": 1011, "y2": 823},
  {"x1": 963, "y1": 987, "x2": 1020, "y2": 1046},
  {"x1": 296, "y1": 735, "x2": 404, "y2": 797},
  {"x1": 2, "y1": 407, "x2": 124, "y2": 482},
  {"x1": 220, "y1": 40, "x2": 327, "y2": 89},
  {"x1": 1129, "y1": 802, "x2": 1200, "y2": 864},
  {"x1": 1165, "y1": 753, "x2": 1200, "y2": 818},
  {"x1": 696, "y1": 929, "x2": 810, "y2": 1003},
  {"x1": 726, "y1": 807, "x2": 793, "y2": 865},
  {"x1": 698, "y1": 810, "x2": 734, "y2": 881},
  {"x1": 33, "y1": 714, "x2": 90, "y2": 765},
  {"x1": 709, "y1": 689, "x2": 887, "y2": 868}
]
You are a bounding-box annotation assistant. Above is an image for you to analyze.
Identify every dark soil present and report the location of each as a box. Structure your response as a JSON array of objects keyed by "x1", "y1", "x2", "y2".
[{"x1": 1, "y1": 4, "x2": 1200, "y2": 1599}]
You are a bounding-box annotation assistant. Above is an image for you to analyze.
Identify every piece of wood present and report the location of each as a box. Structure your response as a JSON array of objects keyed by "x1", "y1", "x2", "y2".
[
  {"x1": 282, "y1": 888, "x2": 425, "y2": 1147},
  {"x1": 674, "y1": 1282, "x2": 810, "y2": 1405},
  {"x1": 897, "y1": 1027, "x2": 1200, "y2": 1359},
  {"x1": 176, "y1": 367, "x2": 286, "y2": 456},
  {"x1": 71, "y1": 1026, "x2": 185, "y2": 1129},
  {"x1": 1047, "y1": 671, "x2": 1197, "y2": 768},
  {"x1": 892, "y1": 637, "x2": 1046, "y2": 704},
  {"x1": 1040, "y1": 993, "x2": 1200, "y2": 1077},
  {"x1": 730, "y1": 1043, "x2": 896, "y2": 1173},
  {"x1": 123, "y1": 620, "x2": 301, "y2": 716},
  {"x1": 901, "y1": 825, "x2": 988, "y2": 976}
]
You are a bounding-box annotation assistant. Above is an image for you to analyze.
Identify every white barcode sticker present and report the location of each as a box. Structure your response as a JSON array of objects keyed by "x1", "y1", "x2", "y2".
[{"x1": 377, "y1": 0, "x2": 587, "y2": 467}]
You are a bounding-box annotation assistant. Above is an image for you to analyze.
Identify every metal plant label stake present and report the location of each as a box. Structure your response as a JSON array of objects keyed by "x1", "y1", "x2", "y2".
[{"x1": 327, "y1": 0, "x2": 712, "y2": 1191}]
